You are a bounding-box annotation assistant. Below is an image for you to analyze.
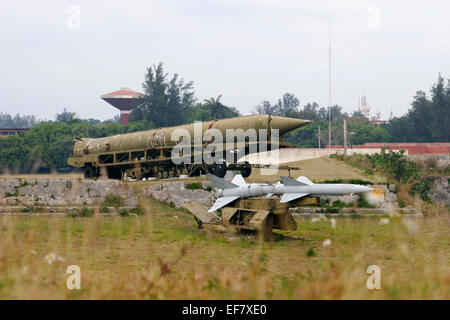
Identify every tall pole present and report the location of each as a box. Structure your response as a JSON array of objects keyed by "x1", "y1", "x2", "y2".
[
  {"x1": 343, "y1": 119, "x2": 347, "y2": 155},
  {"x1": 318, "y1": 125, "x2": 321, "y2": 148},
  {"x1": 328, "y1": 15, "x2": 331, "y2": 149}
]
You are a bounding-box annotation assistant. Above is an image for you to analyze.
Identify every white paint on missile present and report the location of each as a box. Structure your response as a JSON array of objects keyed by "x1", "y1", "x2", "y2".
[{"x1": 207, "y1": 174, "x2": 373, "y2": 212}]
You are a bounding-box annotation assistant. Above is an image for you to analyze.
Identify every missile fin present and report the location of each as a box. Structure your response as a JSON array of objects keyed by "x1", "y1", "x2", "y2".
[
  {"x1": 231, "y1": 174, "x2": 247, "y2": 187},
  {"x1": 280, "y1": 192, "x2": 309, "y2": 203},
  {"x1": 296, "y1": 176, "x2": 314, "y2": 186},
  {"x1": 208, "y1": 196, "x2": 239, "y2": 212},
  {"x1": 281, "y1": 176, "x2": 310, "y2": 186},
  {"x1": 206, "y1": 174, "x2": 238, "y2": 190}
]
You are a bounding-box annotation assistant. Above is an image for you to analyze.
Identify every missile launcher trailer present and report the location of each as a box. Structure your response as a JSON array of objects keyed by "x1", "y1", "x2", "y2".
[
  {"x1": 67, "y1": 114, "x2": 310, "y2": 180},
  {"x1": 184, "y1": 197, "x2": 320, "y2": 238}
]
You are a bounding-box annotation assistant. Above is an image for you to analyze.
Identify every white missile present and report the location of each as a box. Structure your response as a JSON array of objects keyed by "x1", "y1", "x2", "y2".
[{"x1": 206, "y1": 174, "x2": 372, "y2": 212}]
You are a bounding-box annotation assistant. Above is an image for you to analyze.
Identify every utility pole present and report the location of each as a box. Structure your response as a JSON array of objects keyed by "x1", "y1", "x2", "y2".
[
  {"x1": 328, "y1": 15, "x2": 332, "y2": 149},
  {"x1": 343, "y1": 119, "x2": 347, "y2": 155},
  {"x1": 318, "y1": 125, "x2": 321, "y2": 148}
]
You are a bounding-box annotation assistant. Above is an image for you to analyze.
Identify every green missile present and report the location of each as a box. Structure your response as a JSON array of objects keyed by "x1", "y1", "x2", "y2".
[{"x1": 72, "y1": 114, "x2": 311, "y2": 157}]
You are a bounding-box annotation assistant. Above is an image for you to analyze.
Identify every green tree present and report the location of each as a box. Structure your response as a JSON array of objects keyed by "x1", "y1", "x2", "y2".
[{"x1": 130, "y1": 62, "x2": 196, "y2": 127}]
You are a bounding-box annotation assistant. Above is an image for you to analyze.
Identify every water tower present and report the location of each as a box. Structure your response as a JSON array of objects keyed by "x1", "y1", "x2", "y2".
[{"x1": 101, "y1": 87, "x2": 144, "y2": 124}]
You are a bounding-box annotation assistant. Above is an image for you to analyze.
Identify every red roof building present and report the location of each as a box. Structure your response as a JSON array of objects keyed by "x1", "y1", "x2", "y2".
[{"x1": 101, "y1": 87, "x2": 144, "y2": 124}]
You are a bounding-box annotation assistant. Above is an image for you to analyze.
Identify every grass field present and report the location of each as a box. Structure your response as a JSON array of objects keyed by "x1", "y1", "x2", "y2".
[
  {"x1": 0, "y1": 157, "x2": 448, "y2": 299},
  {"x1": 0, "y1": 195, "x2": 448, "y2": 299}
]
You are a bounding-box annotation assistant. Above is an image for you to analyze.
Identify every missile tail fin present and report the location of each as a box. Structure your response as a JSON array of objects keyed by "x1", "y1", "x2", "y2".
[
  {"x1": 281, "y1": 176, "x2": 312, "y2": 186},
  {"x1": 280, "y1": 192, "x2": 309, "y2": 203},
  {"x1": 296, "y1": 176, "x2": 314, "y2": 186},
  {"x1": 208, "y1": 196, "x2": 239, "y2": 212},
  {"x1": 231, "y1": 174, "x2": 247, "y2": 187},
  {"x1": 206, "y1": 174, "x2": 238, "y2": 190}
]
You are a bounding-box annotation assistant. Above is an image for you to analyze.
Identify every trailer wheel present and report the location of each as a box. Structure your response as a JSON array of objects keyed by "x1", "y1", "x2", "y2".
[
  {"x1": 84, "y1": 166, "x2": 96, "y2": 179},
  {"x1": 241, "y1": 161, "x2": 252, "y2": 178},
  {"x1": 106, "y1": 168, "x2": 122, "y2": 180},
  {"x1": 212, "y1": 162, "x2": 227, "y2": 178}
]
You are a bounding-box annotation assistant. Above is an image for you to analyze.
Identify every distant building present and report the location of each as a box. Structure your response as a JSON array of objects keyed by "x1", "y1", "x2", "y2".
[
  {"x1": 369, "y1": 111, "x2": 388, "y2": 126},
  {"x1": 357, "y1": 96, "x2": 371, "y2": 119},
  {"x1": 0, "y1": 128, "x2": 30, "y2": 138},
  {"x1": 101, "y1": 87, "x2": 144, "y2": 125}
]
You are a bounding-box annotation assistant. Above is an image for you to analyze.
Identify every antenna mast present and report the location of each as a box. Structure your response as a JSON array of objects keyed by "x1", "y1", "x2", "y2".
[{"x1": 328, "y1": 15, "x2": 332, "y2": 149}]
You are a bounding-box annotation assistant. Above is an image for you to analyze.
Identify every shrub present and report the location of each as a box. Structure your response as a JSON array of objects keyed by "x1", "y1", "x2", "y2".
[
  {"x1": 306, "y1": 248, "x2": 316, "y2": 257},
  {"x1": 101, "y1": 194, "x2": 124, "y2": 208},
  {"x1": 186, "y1": 182, "x2": 202, "y2": 190},
  {"x1": 80, "y1": 207, "x2": 93, "y2": 217},
  {"x1": 129, "y1": 206, "x2": 144, "y2": 215}
]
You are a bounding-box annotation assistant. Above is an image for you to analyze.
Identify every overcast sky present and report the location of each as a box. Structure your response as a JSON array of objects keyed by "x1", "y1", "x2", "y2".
[{"x1": 1, "y1": 0, "x2": 449, "y2": 121}]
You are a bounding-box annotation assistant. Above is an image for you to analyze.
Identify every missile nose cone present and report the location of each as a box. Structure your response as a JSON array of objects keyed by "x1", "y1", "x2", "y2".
[
  {"x1": 270, "y1": 116, "x2": 312, "y2": 135},
  {"x1": 353, "y1": 185, "x2": 373, "y2": 194}
]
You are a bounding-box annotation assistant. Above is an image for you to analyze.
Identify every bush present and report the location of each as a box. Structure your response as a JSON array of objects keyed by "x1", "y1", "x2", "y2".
[
  {"x1": 80, "y1": 207, "x2": 93, "y2": 217},
  {"x1": 322, "y1": 179, "x2": 373, "y2": 185},
  {"x1": 101, "y1": 194, "x2": 124, "y2": 208},
  {"x1": 325, "y1": 207, "x2": 339, "y2": 213},
  {"x1": 410, "y1": 177, "x2": 435, "y2": 202},
  {"x1": 186, "y1": 182, "x2": 202, "y2": 190},
  {"x1": 118, "y1": 209, "x2": 129, "y2": 217},
  {"x1": 129, "y1": 206, "x2": 144, "y2": 215},
  {"x1": 357, "y1": 195, "x2": 374, "y2": 208}
]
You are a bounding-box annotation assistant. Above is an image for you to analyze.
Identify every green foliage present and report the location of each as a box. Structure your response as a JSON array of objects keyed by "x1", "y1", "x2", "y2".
[
  {"x1": 101, "y1": 194, "x2": 124, "y2": 208},
  {"x1": 129, "y1": 206, "x2": 144, "y2": 216},
  {"x1": 0, "y1": 119, "x2": 153, "y2": 172},
  {"x1": 306, "y1": 247, "x2": 316, "y2": 257},
  {"x1": 388, "y1": 75, "x2": 449, "y2": 142},
  {"x1": 130, "y1": 62, "x2": 196, "y2": 126},
  {"x1": 348, "y1": 123, "x2": 392, "y2": 145},
  {"x1": 0, "y1": 112, "x2": 38, "y2": 128},
  {"x1": 331, "y1": 200, "x2": 347, "y2": 208},
  {"x1": 410, "y1": 177, "x2": 435, "y2": 202},
  {"x1": 345, "y1": 149, "x2": 419, "y2": 184},
  {"x1": 186, "y1": 182, "x2": 202, "y2": 190},
  {"x1": 357, "y1": 194, "x2": 374, "y2": 208},
  {"x1": 118, "y1": 209, "x2": 129, "y2": 217},
  {"x1": 322, "y1": 179, "x2": 373, "y2": 185},
  {"x1": 80, "y1": 207, "x2": 93, "y2": 217},
  {"x1": 186, "y1": 101, "x2": 240, "y2": 123}
]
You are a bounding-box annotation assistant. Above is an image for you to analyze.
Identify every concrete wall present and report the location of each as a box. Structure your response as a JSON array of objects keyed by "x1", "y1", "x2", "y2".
[{"x1": 241, "y1": 148, "x2": 397, "y2": 165}]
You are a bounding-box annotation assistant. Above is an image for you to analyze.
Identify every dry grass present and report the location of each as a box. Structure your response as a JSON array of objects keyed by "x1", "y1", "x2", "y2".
[
  {"x1": 0, "y1": 161, "x2": 446, "y2": 300},
  {"x1": 247, "y1": 157, "x2": 387, "y2": 183},
  {"x1": 0, "y1": 173, "x2": 84, "y2": 180},
  {"x1": 0, "y1": 192, "x2": 448, "y2": 299}
]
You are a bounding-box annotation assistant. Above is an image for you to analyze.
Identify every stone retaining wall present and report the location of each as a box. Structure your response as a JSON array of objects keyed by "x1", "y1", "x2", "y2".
[{"x1": 0, "y1": 179, "x2": 138, "y2": 207}]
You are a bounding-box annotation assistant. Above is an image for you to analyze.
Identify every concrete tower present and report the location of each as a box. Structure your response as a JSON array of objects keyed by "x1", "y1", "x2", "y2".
[{"x1": 101, "y1": 87, "x2": 144, "y2": 125}]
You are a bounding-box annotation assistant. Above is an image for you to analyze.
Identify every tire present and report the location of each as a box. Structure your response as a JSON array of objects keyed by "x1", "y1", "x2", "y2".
[
  {"x1": 212, "y1": 162, "x2": 227, "y2": 178},
  {"x1": 107, "y1": 168, "x2": 122, "y2": 180},
  {"x1": 83, "y1": 166, "x2": 96, "y2": 179},
  {"x1": 241, "y1": 161, "x2": 252, "y2": 178}
]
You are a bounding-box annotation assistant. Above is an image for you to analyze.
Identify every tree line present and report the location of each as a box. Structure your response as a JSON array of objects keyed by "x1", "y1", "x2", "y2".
[{"x1": 0, "y1": 63, "x2": 448, "y2": 172}]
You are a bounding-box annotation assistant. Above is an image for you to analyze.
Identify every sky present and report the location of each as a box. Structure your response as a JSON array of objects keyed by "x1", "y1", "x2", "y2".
[{"x1": 1, "y1": 0, "x2": 449, "y2": 121}]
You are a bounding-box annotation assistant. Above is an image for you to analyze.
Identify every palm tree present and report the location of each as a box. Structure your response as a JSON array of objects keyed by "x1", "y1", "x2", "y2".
[{"x1": 203, "y1": 95, "x2": 222, "y2": 105}]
